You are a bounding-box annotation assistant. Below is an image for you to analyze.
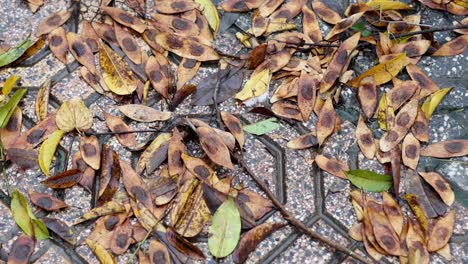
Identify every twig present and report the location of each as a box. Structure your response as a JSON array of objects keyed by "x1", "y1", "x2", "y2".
[
  {"x1": 232, "y1": 153, "x2": 374, "y2": 264},
  {"x1": 390, "y1": 24, "x2": 468, "y2": 39},
  {"x1": 84, "y1": 129, "x2": 161, "y2": 136}
]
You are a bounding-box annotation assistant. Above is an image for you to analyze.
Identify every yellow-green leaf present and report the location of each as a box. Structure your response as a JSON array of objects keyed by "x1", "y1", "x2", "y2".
[
  {"x1": 195, "y1": 0, "x2": 219, "y2": 34},
  {"x1": 2, "y1": 75, "x2": 20, "y2": 95},
  {"x1": 345, "y1": 169, "x2": 393, "y2": 192},
  {"x1": 39, "y1": 129, "x2": 65, "y2": 176},
  {"x1": 55, "y1": 97, "x2": 93, "y2": 132},
  {"x1": 10, "y1": 189, "x2": 49, "y2": 240},
  {"x1": 421, "y1": 87, "x2": 452, "y2": 120},
  {"x1": 0, "y1": 88, "x2": 26, "y2": 128},
  {"x1": 348, "y1": 53, "x2": 407, "y2": 87},
  {"x1": 86, "y1": 239, "x2": 117, "y2": 264},
  {"x1": 235, "y1": 67, "x2": 270, "y2": 101},
  {"x1": 366, "y1": 0, "x2": 411, "y2": 10},
  {"x1": 0, "y1": 37, "x2": 32, "y2": 67},
  {"x1": 208, "y1": 197, "x2": 241, "y2": 258}
]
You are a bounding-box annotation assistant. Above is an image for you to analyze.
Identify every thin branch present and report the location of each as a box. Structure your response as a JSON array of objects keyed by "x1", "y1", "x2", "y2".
[
  {"x1": 84, "y1": 129, "x2": 161, "y2": 136},
  {"x1": 232, "y1": 153, "x2": 374, "y2": 264},
  {"x1": 390, "y1": 24, "x2": 468, "y2": 39}
]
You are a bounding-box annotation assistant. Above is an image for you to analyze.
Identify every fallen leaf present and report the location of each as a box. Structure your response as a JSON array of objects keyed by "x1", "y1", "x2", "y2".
[
  {"x1": 80, "y1": 135, "x2": 100, "y2": 170},
  {"x1": 10, "y1": 189, "x2": 49, "y2": 240},
  {"x1": 348, "y1": 53, "x2": 407, "y2": 87},
  {"x1": 356, "y1": 114, "x2": 376, "y2": 160},
  {"x1": 114, "y1": 23, "x2": 142, "y2": 64},
  {"x1": 345, "y1": 169, "x2": 393, "y2": 192},
  {"x1": 110, "y1": 220, "x2": 132, "y2": 255},
  {"x1": 421, "y1": 87, "x2": 452, "y2": 119},
  {"x1": 48, "y1": 27, "x2": 68, "y2": 64},
  {"x1": 176, "y1": 58, "x2": 200, "y2": 88},
  {"x1": 366, "y1": 0, "x2": 411, "y2": 10},
  {"x1": 312, "y1": 0, "x2": 342, "y2": 24},
  {"x1": 56, "y1": 97, "x2": 93, "y2": 132},
  {"x1": 221, "y1": 111, "x2": 245, "y2": 148},
  {"x1": 0, "y1": 88, "x2": 26, "y2": 128},
  {"x1": 101, "y1": 7, "x2": 146, "y2": 33},
  {"x1": 155, "y1": 0, "x2": 197, "y2": 14},
  {"x1": 243, "y1": 118, "x2": 279, "y2": 136},
  {"x1": 419, "y1": 172, "x2": 454, "y2": 206},
  {"x1": 166, "y1": 228, "x2": 205, "y2": 260},
  {"x1": 74, "y1": 200, "x2": 127, "y2": 224},
  {"x1": 35, "y1": 80, "x2": 51, "y2": 121},
  {"x1": 315, "y1": 154, "x2": 349, "y2": 179},
  {"x1": 43, "y1": 217, "x2": 76, "y2": 245},
  {"x1": 302, "y1": 5, "x2": 322, "y2": 42},
  {"x1": 36, "y1": 10, "x2": 71, "y2": 36},
  {"x1": 401, "y1": 133, "x2": 420, "y2": 170},
  {"x1": 104, "y1": 112, "x2": 137, "y2": 148},
  {"x1": 197, "y1": 126, "x2": 233, "y2": 169},
  {"x1": 26, "y1": 0, "x2": 43, "y2": 13},
  {"x1": 155, "y1": 32, "x2": 219, "y2": 61},
  {"x1": 420, "y1": 139, "x2": 468, "y2": 158},
  {"x1": 0, "y1": 106, "x2": 22, "y2": 148},
  {"x1": 432, "y1": 35, "x2": 468, "y2": 56},
  {"x1": 29, "y1": 191, "x2": 68, "y2": 211},
  {"x1": 286, "y1": 132, "x2": 318, "y2": 150},
  {"x1": 82, "y1": 20, "x2": 99, "y2": 52},
  {"x1": 298, "y1": 71, "x2": 317, "y2": 120},
  {"x1": 38, "y1": 129, "x2": 65, "y2": 176},
  {"x1": 235, "y1": 66, "x2": 270, "y2": 101},
  {"x1": 120, "y1": 160, "x2": 153, "y2": 210},
  {"x1": 97, "y1": 145, "x2": 121, "y2": 205},
  {"x1": 208, "y1": 197, "x2": 241, "y2": 258},
  {"x1": 411, "y1": 108, "x2": 430, "y2": 142},
  {"x1": 66, "y1": 32, "x2": 97, "y2": 73},
  {"x1": 42, "y1": 169, "x2": 83, "y2": 189},
  {"x1": 86, "y1": 239, "x2": 117, "y2": 264},
  {"x1": 325, "y1": 12, "x2": 364, "y2": 40},
  {"x1": 382, "y1": 192, "x2": 403, "y2": 235},
  {"x1": 118, "y1": 104, "x2": 171, "y2": 122},
  {"x1": 195, "y1": 0, "x2": 219, "y2": 34},
  {"x1": 316, "y1": 97, "x2": 337, "y2": 145},
  {"x1": 387, "y1": 80, "x2": 418, "y2": 110},
  {"x1": 137, "y1": 133, "x2": 172, "y2": 174},
  {"x1": 8, "y1": 235, "x2": 35, "y2": 264},
  {"x1": 149, "y1": 240, "x2": 171, "y2": 264},
  {"x1": 390, "y1": 40, "x2": 431, "y2": 57},
  {"x1": 406, "y1": 64, "x2": 439, "y2": 97}
]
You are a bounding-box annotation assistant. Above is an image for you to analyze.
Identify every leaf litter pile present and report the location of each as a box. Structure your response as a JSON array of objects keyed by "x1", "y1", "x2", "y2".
[{"x1": 0, "y1": 0, "x2": 467, "y2": 263}]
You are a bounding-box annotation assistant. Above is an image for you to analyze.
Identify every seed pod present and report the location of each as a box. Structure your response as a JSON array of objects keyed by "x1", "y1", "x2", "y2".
[
  {"x1": 251, "y1": 10, "x2": 268, "y2": 37},
  {"x1": 149, "y1": 240, "x2": 171, "y2": 264},
  {"x1": 115, "y1": 23, "x2": 141, "y2": 64},
  {"x1": 358, "y1": 76, "x2": 377, "y2": 119},
  {"x1": 29, "y1": 190, "x2": 68, "y2": 211},
  {"x1": 427, "y1": 210, "x2": 455, "y2": 252},
  {"x1": 406, "y1": 220, "x2": 429, "y2": 264},
  {"x1": 101, "y1": 7, "x2": 146, "y2": 33},
  {"x1": 14, "y1": 112, "x2": 58, "y2": 149},
  {"x1": 420, "y1": 139, "x2": 468, "y2": 158},
  {"x1": 286, "y1": 132, "x2": 318, "y2": 150},
  {"x1": 194, "y1": 10, "x2": 214, "y2": 43},
  {"x1": 325, "y1": 12, "x2": 364, "y2": 40},
  {"x1": 142, "y1": 27, "x2": 166, "y2": 54},
  {"x1": 36, "y1": 10, "x2": 72, "y2": 36},
  {"x1": 42, "y1": 169, "x2": 83, "y2": 189},
  {"x1": 362, "y1": 205, "x2": 388, "y2": 255},
  {"x1": 387, "y1": 80, "x2": 418, "y2": 110},
  {"x1": 432, "y1": 35, "x2": 468, "y2": 57},
  {"x1": 120, "y1": 160, "x2": 153, "y2": 210},
  {"x1": 258, "y1": 0, "x2": 285, "y2": 17},
  {"x1": 391, "y1": 40, "x2": 431, "y2": 57},
  {"x1": 92, "y1": 21, "x2": 118, "y2": 46},
  {"x1": 181, "y1": 153, "x2": 213, "y2": 181},
  {"x1": 367, "y1": 199, "x2": 402, "y2": 256},
  {"x1": 315, "y1": 154, "x2": 349, "y2": 179},
  {"x1": 0, "y1": 107, "x2": 22, "y2": 149},
  {"x1": 270, "y1": 0, "x2": 306, "y2": 20},
  {"x1": 190, "y1": 118, "x2": 236, "y2": 150},
  {"x1": 221, "y1": 111, "x2": 245, "y2": 149},
  {"x1": 150, "y1": 14, "x2": 200, "y2": 37},
  {"x1": 8, "y1": 235, "x2": 35, "y2": 264},
  {"x1": 110, "y1": 220, "x2": 132, "y2": 255},
  {"x1": 80, "y1": 67, "x2": 107, "y2": 94},
  {"x1": 297, "y1": 71, "x2": 317, "y2": 121},
  {"x1": 380, "y1": 99, "x2": 418, "y2": 152},
  {"x1": 168, "y1": 128, "x2": 187, "y2": 177},
  {"x1": 48, "y1": 27, "x2": 68, "y2": 64},
  {"x1": 155, "y1": 0, "x2": 197, "y2": 14},
  {"x1": 419, "y1": 172, "x2": 454, "y2": 206},
  {"x1": 82, "y1": 20, "x2": 99, "y2": 52},
  {"x1": 80, "y1": 135, "x2": 101, "y2": 170},
  {"x1": 146, "y1": 56, "x2": 170, "y2": 98},
  {"x1": 406, "y1": 64, "x2": 439, "y2": 98},
  {"x1": 176, "y1": 58, "x2": 200, "y2": 88},
  {"x1": 155, "y1": 32, "x2": 220, "y2": 61},
  {"x1": 104, "y1": 112, "x2": 137, "y2": 148},
  {"x1": 302, "y1": 5, "x2": 322, "y2": 43},
  {"x1": 411, "y1": 108, "x2": 429, "y2": 142},
  {"x1": 356, "y1": 114, "x2": 376, "y2": 159},
  {"x1": 382, "y1": 192, "x2": 403, "y2": 235},
  {"x1": 311, "y1": 0, "x2": 342, "y2": 24},
  {"x1": 268, "y1": 48, "x2": 294, "y2": 73},
  {"x1": 271, "y1": 101, "x2": 303, "y2": 121},
  {"x1": 316, "y1": 97, "x2": 337, "y2": 145},
  {"x1": 401, "y1": 133, "x2": 420, "y2": 170},
  {"x1": 197, "y1": 126, "x2": 233, "y2": 169},
  {"x1": 67, "y1": 32, "x2": 97, "y2": 74}
]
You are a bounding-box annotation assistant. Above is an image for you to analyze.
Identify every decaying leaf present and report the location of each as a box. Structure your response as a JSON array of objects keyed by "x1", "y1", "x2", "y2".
[
  {"x1": 120, "y1": 160, "x2": 153, "y2": 210},
  {"x1": 325, "y1": 12, "x2": 364, "y2": 40},
  {"x1": 42, "y1": 169, "x2": 82, "y2": 189},
  {"x1": 221, "y1": 111, "x2": 245, "y2": 149},
  {"x1": 406, "y1": 64, "x2": 439, "y2": 97},
  {"x1": 312, "y1": 0, "x2": 342, "y2": 24},
  {"x1": 176, "y1": 58, "x2": 200, "y2": 88},
  {"x1": 29, "y1": 191, "x2": 68, "y2": 211},
  {"x1": 26, "y1": 0, "x2": 44, "y2": 13},
  {"x1": 302, "y1": 5, "x2": 322, "y2": 42},
  {"x1": 35, "y1": 80, "x2": 51, "y2": 121},
  {"x1": 316, "y1": 97, "x2": 337, "y2": 145},
  {"x1": 118, "y1": 104, "x2": 171, "y2": 122},
  {"x1": 166, "y1": 228, "x2": 205, "y2": 260},
  {"x1": 235, "y1": 66, "x2": 270, "y2": 101},
  {"x1": 145, "y1": 55, "x2": 171, "y2": 98},
  {"x1": 348, "y1": 53, "x2": 407, "y2": 87},
  {"x1": 421, "y1": 87, "x2": 452, "y2": 119},
  {"x1": 156, "y1": 32, "x2": 219, "y2": 61},
  {"x1": 356, "y1": 114, "x2": 376, "y2": 160},
  {"x1": 86, "y1": 239, "x2": 117, "y2": 264},
  {"x1": 99, "y1": 40, "x2": 137, "y2": 95},
  {"x1": 0, "y1": 106, "x2": 22, "y2": 149},
  {"x1": 104, "y1": 112, "x2": 137, "y2": 148},
  {"x1": 298, "y1": 71, "x2": 317, "y2": 120},
  {"x1": 114, "y1": 23, "x2": 142, "y2": 64},
  {"x1": 315, "y1": 154, "x2": 349, "y2": 179},
  {"x1": 38, "y1": 129, "x2": 65, "y2": 176},
  {"x1": 13, "y1": 112, "x2": 58, "y2": 149},
  {"x1": 197, "y1": 126, "x2": 234, "y2": 169},
  {"x1": 101, "y1": 6, "x2": 146, "y2": 33},
  {"x1": 287, "y1": 132, "x2": 318, "y2": 150},
  {"x1": 80, "y1": 135, "x2": 100, "y2": 170},
  {"x1": 432, "y1": 35, "x2": 468, "y2": 56},
  {"x1": 67, "y1": 32, "x2": 96, "y2": 73},
  {"x1": 48, "y1": 27, "x2": 68, "y2": 64},
  {"x1": 419, "y1": 172, "x2": 454, "y2": 206},
  {"x1": 98, "y1": 145, "x2": 121, "y2": 205},
  {"x1": 348, "y1": 223, "x2": 363, "y2": 242},
  {"x1": 411, "y1": 108, "x2": 430, "y2": 142},
  {"x1": 382, "y1": 192, "x2": 403, "y2": 235},
  {"x1": 406, "y1": 220, "x2": 429, "y2": 264},
  {"x1": 56, "y1": 97, "x2": 93, "y2": 132},
  {"x1": 110, "y1": 220, "x2": 133, "y2": 255},
  {"x1": 208, "y1": 197, "x2": 241, "y2": 258},
  {"x1": 420, "y1": 139, "x2": 468, "y2": 158},
  {"x1": 401, "y1": 133, "x2": 420, "y2": 170},
  {"x1": 8, "y1": 235, "x2": 35, "y2": 264},
  {"x1": 136, "y1": 133, "x2": 172, "y2": 174},
  {"x1": 74, "y1": 200, "x2": 127, "y2": 224},
  {"x1": 387, "y1": 80, "x2": 418, "y2": 110},
  {"x1": 43, "y1": 217, "x2": 76, "y2": 245},
  {"x1": 149, "y1": 240, "x2": 171, "y2": 264},
  {"x1": 345, "y1": 169, "x2": 393, "y2": 192},
  {"x1": 36, "y1": 10, "x2": 71, "y2": 36}
]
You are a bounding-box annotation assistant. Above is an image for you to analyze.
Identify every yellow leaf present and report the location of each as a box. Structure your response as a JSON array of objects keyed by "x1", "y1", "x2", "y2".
[
  {"x1": 2, "y1": 75, "x2": 20, "y2": 95},
  {"x1": 136, "y1": 133, "x2": 172, "y2": 174},
  {"x1": 39, "y1": 130, "x2": 65, "y2": 176},
  {"x1": 348, "y1": 53, "x2": 407, "y2": 87},
  {"x1": 421, "y1": 87, "x2": 452, "y2": 119},
  {"x1": 195, "y1": 0, "x2": 219, "y2": 34},
  {"x1": 56, "y1": 97, "x2": 93, "y2": 132},
  {"x1": 86, "y1": 239, "x2": 117, "y2": 264},
  {"x1": 235, "y1": 68, "x2": 270, "y2": 101},
  {"x1": 99, "y1": 40, "x2": 137, "y2": 95},
  {"x1": 366, "y1": 0, "x2": 412, "y2": 10},
  {"x1": 377, "y1": 94, "x2": 388, "y2": 130},
  {"x1": 35, "y1": 80, "x2": 51, "y2": 121}
]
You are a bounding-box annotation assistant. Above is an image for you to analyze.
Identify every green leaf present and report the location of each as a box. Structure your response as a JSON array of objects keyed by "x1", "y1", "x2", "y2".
[
  {"x1": 10, "y1": 189, "x2": 49, "y2": 240},
  {"x1": 0, "y1": 88, "x2": 26, "y2": 128},
  {"x1": 208, "y1": 197, "x2": 241, "y2": 258},
  {"x1": 0, "y1": 37, "x2": 32, "y2": 67},
  {"x1": 345, "y1": 169, "x2": 393, "y2": 192},
  {"x1": 243, "y1": 118, "x2": 280, "y2": 135},
  {"x1": 351, "y1": 22, "x2": 372, "y2": 37}
]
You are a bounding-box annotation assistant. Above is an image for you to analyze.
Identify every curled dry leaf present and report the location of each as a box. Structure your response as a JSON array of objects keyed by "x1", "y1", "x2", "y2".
[
  {"x1": 114, "y1": 23, "x2": 142, "y2": 64},
  {"x1": 48, "y1": 27, "x2": 68, "y2": 64},
  {"x1": 80, "y1": 135, "x2": 100, "y2": 170},
  {"x1": 419, "y1": 172, "x2": 454, "y2": 206},
  {"x1": 13, "y1": 112, "x2": 58, "y2": 149},
  {"x1": 312, "y1": 0, "x2": 342, "y2": 24},
  {"x1": 66, "y1": 32, "x2": 97, "y2": 74},
  {"x1": 401, "y1": 133, "x2": 420, "y2": 170},
  {"x1": 98, "y1": 145, "x2": 121, "y2": 205},
  {"x1": 118, "y1": 104, "x2": 171, "y2": 122},
  {"x1": 382, "y1": 192, "x2": 403, "y2": 235},
  {"x1": 221, "y1": 111, "x2": 245, "y2": 149},
  {"x1": 8, "y1": 235, "x2": 35, "y2": 264},
  {"x1": 165, "y1": 228, "x2": 206, "y2": 260},
  {"x1": 315, "y1": 154, "x2": 349, "y2": 179},
  {"x1": 35, "y1": 80, "x2": 51, "y2": 121},
  {"x1": 420, "y1": 139, "x2": 468, "y2": 158},
  {"x1": 176, "y1": 58, "x2": 200, "y2": 88},
  {"x1": 101, "y1": 7, "x2": 146, "y2": 33},
  {"x1": 316, "y1": 97, "x2": 337, "y2": 145},
  {"x1": 325, "y1": 12, "x2": 364, "y2": 40},
  {"x1": 406, "y1": 64, "x2": 439, "y2": 97},
  {"x1": 432, "y1": 35, "x2": 468, "y2": 56},
  {"x1": 356, "y1": 114, "x2": 376, "y2": 160},
  {"x1": 56, "y1": 97, "x2": 93, "y2": 132},
  {"x1": 156, "y1": 32, "x2": 219, "y2": 61},
  {"x1": 36, "y1": 10, "x2": 71, "y2": 36},
  {"x1": 74, "y1": 200, "x2": 127, "y2": 224},
  {"x1": 99, "y1": 40, "x2": 137, "y2": 95},
  {"x1": 41, "y1": 169, "x2": 83, "y2": 189},
  {"x1": 120, "y1": 160, "x2": 154, "y2": 210},
  {"x1": 104, "y1": 112, "x2": 137, "y2": 148},
  {"x1": 197, "y1": 126, "x2": 234, "y2": 169},
  {"x1": 287, "y1": 132, "x2": 318, "y2": 150},
  {"x1": 136, "y1": 133, "x2": 172, "y2": 174},
  {"x1": 348, "y1": 53, "x2": 407, "y2": 87},
  {"x1": 149, "y1": 240, "x2": 171, "y2": 264},
  {"x1": 29, "y1": 190, "x2": 68, "y2": 211},
  {"x1": 38, "y1": 129, "x2": 65, "y2": 176}
]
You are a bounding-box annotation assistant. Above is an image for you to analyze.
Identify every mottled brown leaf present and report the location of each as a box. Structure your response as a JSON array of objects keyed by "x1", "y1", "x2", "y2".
[
  {"x1": 114, "y1": 23, "x2": 142, "y2": 64},
  {"x1": 29, "y1": 191, "x2": 68, "y2": 211},
  {"x1": 104, "y1": 112, "x2": 137, "y2": 148},
  {"x1": 8, "y1": 235, "x2": 35, "y2": 264},
  {"x1": 356, "y1": 114, "x2": 376, "y2": 160},
  {"x1": 315, "y1": 154, "x2": 348, "y2": 179},
  {"x1": 420, "y1": 139, "x2": 468, "y2": 158},
  {"x1": 36, "y1": 10, "x2": 71, "y2": 36},
  {"x1": 41, "y1": 169, "x2": 82, "y2": 189},
  {"x1": 48, "y1": 27, "x2": 68, "y2": 64},
  {"x1": 101, "y1": 7, "x2": 146, "y2": 33}
]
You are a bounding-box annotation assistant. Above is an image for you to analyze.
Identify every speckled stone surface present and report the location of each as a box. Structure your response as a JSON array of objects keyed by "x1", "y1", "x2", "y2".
[{"x1": 0, "y1": 0, "x2": 467, "y2": 263}]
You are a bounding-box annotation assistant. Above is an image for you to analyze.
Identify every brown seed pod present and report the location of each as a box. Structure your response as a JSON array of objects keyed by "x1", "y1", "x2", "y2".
[
  {"x1": 420, "y1": 139, "x2": 468, "y2": 158},
  {"x1": 194, "y1": 10, "x2": 214, "y2": 43},
  {"x1": 181, "y1": 153, "x2": 213, "y2": 181},
  {"x1": 406, "y1": 64, "x2": 439, "y2": 98},
  {"x1": 401, "y1": 133, "x2": 420, "y2": 170},
  {"x1": 145, "y1": 56, "x2": 170, "y2": 98},
  {"x1": 150, "y1": 14, "x2": 200, "y2": 37},
  {"x1": 171, "y1": 84, "x2": 196, "y2": 110},
  {"x1": 190, "y1": 119, "x2": 236, "y2": 150},
  {"x1": 411, "y1": 108, "x2": 430, "y2": 142},
  {"x1": 302, "y1": 5, "x2": 322, "y2": 43},
  {"x1": 80, "y1": 67, "x2": 107, "y2": 94},
  {"x1": 391, "y1": 40, "x2": 431, "y2": 57},
  {"x1": 316, "y1": 97, "x2": 337, "y2": 145},
  {"x1": 382, "y1": 192, "x2": 403, "y2": 236},
  {"x1": 29, "y1": 190, "x2": 68, "y2": 211},
  {"x1": 176, "y1": 58, "x2": 200, "y2": 88},
  {"x1": 8, "y1": 235, "x2": 35, "y2": 264},
  {"x1": 168, "y1": 128, "x2": 187, "y2": 177},
  {"x1": 419, "y1": 172, "x2": 454, "y2": 206},
  {"x1": 427, "y1": 210, "x2": 455, "y2": 252},
  {"x1": 13, "y1": 112, "x2": 58, "y2": 149},
  {"x1": 432, "y1": 35, "x2": 468, "y2": 57},
  {"x1": 221, "y1": 111, "x2": 245, "y2": 149},
  {"x1": 315, "y1": 154, "x2": 349, "y2": 179},
  {"x1": 197, "y1": 126, "x2": 234, "y2": 169},
  {"x1": 142, "y1": 27, "x2": 166, "y2": 54},
  {"x1": 42, "y1": 169, "x2": 83, "y2": 189},
  {"x1": 114, "y1": 23, "x2": 142, "y2": 64},
  {"x1": 406, "y1": 220, "x2": 429, "y2": 264},
  {"x1": 380, "y1": 99, "x2": 419, "y2": 152},
  {"x1": 325, "y1": 12, "x2": 364, "y2": 40},
  {"x1": 36, "y1": 9, "x2": 72, "y2": 36},
  {"x1": 120, "y1": 160, "x2": 153, "y2": 210},
  {"x1": 348, "y1": 223, "x2": 363, "y2": 241},
  {"x1": 271, "y1": 77, "x2": 298, "y2": 103},
  {"x1": 97, "y1": 145, "x2": 121, "y2": 205},
  {"x1": 155, "y1": 32, "x2": 220, "y2": 61},
  {"x1": 358, "y1": 76, "x2": 378, "y2": 119},
  {"x1": 361, "y1": 226, "x2": 384, "y2": 261},
  {"x1": 67, "y1": 32, "x2": 97, "y2": 74},
  {"x1": 268, "y1": 48, "x2": 294, "y2": 73},
  {"x1": 286, "y1": 132, "x2": 318, "y2": 150},
  {"x1": 82, "y1": 20, "x2": 99, "y2": 52},
  {"x1": 251, "y1": 10, "x2": 268, "y2": 37},
  {"x1": 101, "y1": 6, "x2": 146, "y2": 33},
  {"x1": 297, "y1": 71, "x2": 317, "y2": 121},
  {"x1": 356, "y1": 114, "x2": 376, "y2": 160},
  {"x1": 92, "y1": 21, "x2": 118, "y2": 46},
  {"x1": 118, "y1": 104, "x2": 172, "y2": 122},
  {"x1": 80, "y1": 135, "x2": 101, "y2": 170},
  {"x1": 271, "y1": 101, "x2": 303, "y2": 121},
  {"x1": 311, "y1": 0, "x2": 342, "y2": 24},
  {"x1": 149, "y1": 240, "x2": 171, "y2": 264},
  {"x1": 258, "y1": 0, "x2": 285, "y2": 17},
  {"x1": 110, "y1": 220, "x2": 132, "y2": 255},
  {"x1": 104, "y1": 112, "x2": 137, "y2": 148},
  {"x1": 387, "y1": 80, "x2": 418, "y2": 110},
  {"x1": 0, "y1": 107, "x2": 22, "y2": 149},
  {"x1": 362, "y1": 205, "x2": 388, "y2": 255},
  {"x1": 154, "y1": 0, "x2": 197, "y2": 14},
  {"x1": 48, "y1": 27, "x2": 68, "y2": 64},
  {"x1": 270, "y1": 0, "x2": 307, "y2": 20},
  {"x1": 35, "y1": 80, "x2": 50, "y2": 122}
]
